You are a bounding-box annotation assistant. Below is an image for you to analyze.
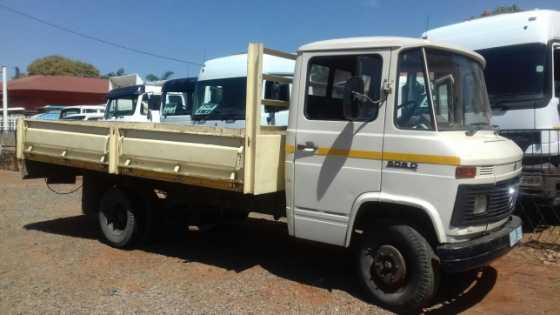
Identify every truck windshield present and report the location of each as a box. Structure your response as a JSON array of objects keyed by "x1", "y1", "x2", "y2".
[
  {"x1": 478, "y1": 43, "x2": 548, "y2": 108},
  {"x1": 425, "y1": 49, "x2": 491, "y2": 131},
  {"x1": 105, "y1": 95, "x2": 138, "y2": 118},
  {"x1": 395, "y1": 48, "x2": 491, "y2": 131},
  {"x1": 192, "y1": 77, "x2": 247, "y2": 121}
]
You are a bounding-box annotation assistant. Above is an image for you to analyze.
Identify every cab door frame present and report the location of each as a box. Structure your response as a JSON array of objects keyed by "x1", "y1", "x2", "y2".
[{"x1": 290, "y1": 48, "x2": 392, "y2": 246}]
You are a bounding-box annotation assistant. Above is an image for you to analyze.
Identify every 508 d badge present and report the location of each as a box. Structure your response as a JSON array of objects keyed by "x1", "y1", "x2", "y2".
[{"x1": 386, "y1": 160, "x2": 418, "y2": 171}]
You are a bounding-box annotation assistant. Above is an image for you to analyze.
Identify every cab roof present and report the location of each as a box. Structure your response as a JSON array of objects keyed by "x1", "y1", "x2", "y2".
[{"x1": 298, "y1": 36, "x2": 485, "y2": 66}]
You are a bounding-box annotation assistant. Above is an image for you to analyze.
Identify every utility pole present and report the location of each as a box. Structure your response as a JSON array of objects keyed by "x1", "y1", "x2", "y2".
[{"x1": 2, "y1": 66, "x2": 8, "y2": 132}]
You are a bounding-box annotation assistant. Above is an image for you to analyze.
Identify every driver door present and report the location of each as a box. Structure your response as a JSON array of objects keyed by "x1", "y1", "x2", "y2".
[{"x1": 292, "y1": 51, "x2": 390, "y2": 245}]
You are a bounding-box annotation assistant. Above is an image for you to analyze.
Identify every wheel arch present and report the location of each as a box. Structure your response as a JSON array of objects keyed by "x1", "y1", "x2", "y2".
[{"x1": 345, "y1": 192, "x2": 446, "y2": 247}]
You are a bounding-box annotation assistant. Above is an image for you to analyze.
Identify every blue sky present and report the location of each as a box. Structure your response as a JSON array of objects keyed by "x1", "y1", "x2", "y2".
[{"x1": 0, "y1": 0, "x2": 559, "y2": 79}]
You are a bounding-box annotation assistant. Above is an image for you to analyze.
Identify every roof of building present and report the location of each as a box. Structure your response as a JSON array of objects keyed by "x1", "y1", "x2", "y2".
[{"x1": 1, "y1": 75, "x2": 108, "y2": 94}]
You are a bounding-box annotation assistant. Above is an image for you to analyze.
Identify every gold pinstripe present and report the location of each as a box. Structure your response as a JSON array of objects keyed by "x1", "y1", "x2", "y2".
[{"x1": 285, "y1": 144, "x2": 460, "y2": 166}]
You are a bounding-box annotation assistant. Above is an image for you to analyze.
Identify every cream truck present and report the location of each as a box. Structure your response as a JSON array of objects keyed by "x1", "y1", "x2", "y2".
[{"x1": 16, "y1": 37, "x2": 523, "y2": 312}]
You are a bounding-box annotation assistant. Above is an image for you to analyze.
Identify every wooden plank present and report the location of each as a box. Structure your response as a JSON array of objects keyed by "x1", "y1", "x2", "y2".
[
  {"x1": 263, "y1": 47, "x2": 297, "y2": 60},
  {"x1": 244, "y1": 43, "x2": 264, "y2": 194},
  {"x1": 262, "y1": 99, "x2": 290, "y2": 108},
  {"x1": 262, "y1": 74, "x2": 292, "y2": 84}
]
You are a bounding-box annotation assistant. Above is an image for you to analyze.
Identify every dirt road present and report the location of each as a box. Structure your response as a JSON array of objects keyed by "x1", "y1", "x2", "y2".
[{"x1": 1, "y1": 170, "x2": 559, "y2": 314}]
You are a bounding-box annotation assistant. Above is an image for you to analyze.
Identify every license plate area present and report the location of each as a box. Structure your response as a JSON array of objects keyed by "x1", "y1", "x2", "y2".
[{"x1": 509, "y1": 226, "x2": 523, "y2": 247}]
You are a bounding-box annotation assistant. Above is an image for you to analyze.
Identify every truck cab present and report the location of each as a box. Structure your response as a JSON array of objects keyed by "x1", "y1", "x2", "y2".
[
  {"x1": 159, "y1": 77, "x2": 197, "y2": 124},
  {"x1": 424, "y1": 9, "x2": 560, "y2": 202},
  {"x1": 103, "y1": 84, "x2": 162, "y2": 122},
  {"x1": 191, "y1": 53, "x2": 293, "y2": 128}
]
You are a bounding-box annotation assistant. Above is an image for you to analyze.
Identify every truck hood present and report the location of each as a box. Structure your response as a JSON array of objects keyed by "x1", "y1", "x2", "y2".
[{"x1": 442, "y1": 131, "x2": 523, "y2": 165}]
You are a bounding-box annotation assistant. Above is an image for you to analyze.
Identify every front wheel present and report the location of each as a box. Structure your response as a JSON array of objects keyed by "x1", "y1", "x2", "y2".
[
  {"x1": 98, "y1": 187, "x2": 144, "y2": 248},
  {"x1": 357, "y1": 223, "x2": 438, "y2": 313}
]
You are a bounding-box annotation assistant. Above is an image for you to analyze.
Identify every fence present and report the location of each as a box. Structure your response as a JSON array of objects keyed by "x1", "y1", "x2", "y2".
[
  {"x1": 499, "y1": 129, "x2": 560, "y2": 263},
  {"x1": 0, "y1": 117, "x2": 18, "y2": 132}
]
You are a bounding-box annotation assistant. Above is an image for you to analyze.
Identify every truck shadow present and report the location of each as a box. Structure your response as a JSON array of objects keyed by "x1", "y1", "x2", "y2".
[{"x1": 25, "y1": 214, "x2": 496, "y2": 314}]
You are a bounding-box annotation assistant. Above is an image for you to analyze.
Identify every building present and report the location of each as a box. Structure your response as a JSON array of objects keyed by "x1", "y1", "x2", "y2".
[{"x1": 0, "y1": 75, "x2": 109, "y2": 112}]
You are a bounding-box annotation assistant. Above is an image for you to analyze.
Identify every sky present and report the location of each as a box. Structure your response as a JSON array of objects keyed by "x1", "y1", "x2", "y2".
[{"x1": 0, "y1": 0, "x2": 559, "y2": 80}]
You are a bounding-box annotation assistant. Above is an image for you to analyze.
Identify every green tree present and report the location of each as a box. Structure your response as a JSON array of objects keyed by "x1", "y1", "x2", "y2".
[
  {"x1": 103, "y1": 67, "x2": 126, "y2": 78},
  {"x1": 470, "y1": 4, "x2": 522, "y2": 20},
  {"x1": 145, "y1": 71, "x2": 174, "y2": 81},
  {"x1": 27, "y1": 55, "x2": 100, "y2": 77}
]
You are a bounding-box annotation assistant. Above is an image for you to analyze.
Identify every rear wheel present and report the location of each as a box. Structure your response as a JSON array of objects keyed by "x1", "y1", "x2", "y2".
[
  {"x1": 98, "y1": 187, "x2": 144, "y2": 248},
  {"x1": 357, "y1": 223, "x2": 438, "y2": 313}
]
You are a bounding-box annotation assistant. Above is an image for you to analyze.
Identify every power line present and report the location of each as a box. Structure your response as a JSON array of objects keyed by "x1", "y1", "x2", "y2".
[{"x1": 0, "y1": 3, "x2": 203, "y2": 66}]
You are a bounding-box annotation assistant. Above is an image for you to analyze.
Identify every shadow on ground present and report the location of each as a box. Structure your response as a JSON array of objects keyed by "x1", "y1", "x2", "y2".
[{"x1": 25, "y1": 215, "x2": 497, "y2": 314}]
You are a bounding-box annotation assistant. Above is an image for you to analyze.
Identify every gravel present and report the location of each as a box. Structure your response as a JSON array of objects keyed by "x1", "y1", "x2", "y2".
[{"x1": 2, "y1": 170, "x2": 560, "y2": 315}]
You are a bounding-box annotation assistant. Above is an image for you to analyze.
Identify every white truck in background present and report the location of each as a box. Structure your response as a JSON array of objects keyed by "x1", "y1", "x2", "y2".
[
  {"x1": 17, "y1": 38, "x2": 523, "y2": 312},
  {"x1": 424, "y1": 9, "x2": 560, "y2": 204},
  {"x1": 159, "y1": 77, "x2": 197, "y2": 124},
  {"x1": 191, "y1": 53, "x2": 293, "y2": 128},
  {"x1": 104, "y1": 74, "x2": 163, "y2": 122}
]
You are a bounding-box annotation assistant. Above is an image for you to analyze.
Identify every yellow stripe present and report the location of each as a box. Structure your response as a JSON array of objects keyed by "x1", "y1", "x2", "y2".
[{"x1": 285, "y1": 144, "x2": 460, "y2": 166}]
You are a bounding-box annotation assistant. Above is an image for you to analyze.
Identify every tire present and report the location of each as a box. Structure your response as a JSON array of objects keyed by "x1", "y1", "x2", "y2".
[
  {"x1": 98, "y1": 187, "x2": 144, "y2": 248},
  {"x1": 357, "y1": 223, "x2": 438, "y2": 313}
]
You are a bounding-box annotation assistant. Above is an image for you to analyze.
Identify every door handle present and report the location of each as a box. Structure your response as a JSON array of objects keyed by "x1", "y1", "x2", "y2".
[{"x1": 297, "y1": 142, "x2": 318, "y2": 152}]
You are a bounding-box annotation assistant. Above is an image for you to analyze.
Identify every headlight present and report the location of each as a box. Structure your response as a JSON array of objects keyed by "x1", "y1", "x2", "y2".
[{"x1": 473, "y1": 194, "x2": 488, "y2": 214}]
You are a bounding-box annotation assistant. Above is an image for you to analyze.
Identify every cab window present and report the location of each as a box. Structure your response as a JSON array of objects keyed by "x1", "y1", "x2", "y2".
[
  {"x1": 395, "y1": 49, "x2": 434, "y2": 130},
  {"x1": 305, "y1": 54, "x2": 383, "y2": 121}
]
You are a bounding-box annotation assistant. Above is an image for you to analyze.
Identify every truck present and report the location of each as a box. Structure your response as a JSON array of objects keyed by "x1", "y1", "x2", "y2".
[
  {"x1": 104, "y1": 74, "x2": 163, "y2": 122},
  {"x1": 424, "y1": 9, "x2": 560, "y2": 204},
  {"x1": 159, "y1": 77, "x2": 197, "y2": 124},
  {"x1": 191, "y1": 53, "x2": 294, "y2": 128},
  {"x1": 16, "y1": 37, "x2": 523, "y2": 312}
]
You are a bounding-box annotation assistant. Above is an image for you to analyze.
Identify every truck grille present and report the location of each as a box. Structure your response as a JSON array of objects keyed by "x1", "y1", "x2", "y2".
[{"x1": 451, "y1": 177, "x2": 520, "y2": 227}]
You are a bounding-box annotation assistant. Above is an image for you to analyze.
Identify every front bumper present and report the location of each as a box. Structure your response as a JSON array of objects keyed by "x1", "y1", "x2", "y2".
[{"x1": 437, "y1": 215, "x2": 522, "y2": 273}]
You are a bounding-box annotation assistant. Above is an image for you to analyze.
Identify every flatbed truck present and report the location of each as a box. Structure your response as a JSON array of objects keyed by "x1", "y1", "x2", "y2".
[{"x1": 17, "y1": 38, "x2": 523, "y2": 312}]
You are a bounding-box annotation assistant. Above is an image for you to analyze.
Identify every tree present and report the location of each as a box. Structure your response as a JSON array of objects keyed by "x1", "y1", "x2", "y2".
[
  {"x1": 469, "y1": 4, "x2": 522, "y2": 20},
  {"x1": 27, "y1": 55, "x2": 100, "y2": 77},
  {"x1": 103, "y1": 68, "x2": 126, "y2": 78},
  {"x1": 145, "y1": 71, "x2": 174, "y2": 81}
]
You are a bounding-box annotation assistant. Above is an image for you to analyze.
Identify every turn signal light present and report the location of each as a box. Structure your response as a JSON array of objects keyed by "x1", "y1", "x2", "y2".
[{"x1": 456, "y1": 166, "x2": 476, "y2": 179}]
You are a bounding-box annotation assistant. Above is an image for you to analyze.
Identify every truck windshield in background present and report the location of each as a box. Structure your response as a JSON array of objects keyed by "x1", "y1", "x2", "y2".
[
  {"x1": 478, "y1": 43, "x2": 549, "y2": 109},
  {"x1": 192, "y1": 77, "x2": 247, "y2": 121},
  {"x1": 105, "y1": 96, "x2": 138, "y2": 118},
  {"x1": 395, "y1": 48, "x2": 491, "y2": 131}
]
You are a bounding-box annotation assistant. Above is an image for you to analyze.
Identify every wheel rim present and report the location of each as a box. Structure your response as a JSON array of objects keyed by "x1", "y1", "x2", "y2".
[
  {"x1": 369, "y1": 245, "x2": 407, "y2": 292},
  {"x1": 103, "y1": 203, "x2": 127, "y2": 235}
]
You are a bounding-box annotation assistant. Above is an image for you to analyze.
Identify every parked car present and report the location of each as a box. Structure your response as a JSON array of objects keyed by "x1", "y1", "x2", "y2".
[
  {"x1": 31, "y1": 105, "x2": 65, "y2": 121},
  {"x1": 60, "y1": 113, "x2": 105, "y2": 121},
  {"x1": 59, "y1": 105, "x2": 105, "y2": 120}
]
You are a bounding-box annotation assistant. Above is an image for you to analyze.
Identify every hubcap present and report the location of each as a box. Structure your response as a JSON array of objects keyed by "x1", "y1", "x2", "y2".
[{"x1": 370, "y1": 245, "x2": 407, "y2": 290}]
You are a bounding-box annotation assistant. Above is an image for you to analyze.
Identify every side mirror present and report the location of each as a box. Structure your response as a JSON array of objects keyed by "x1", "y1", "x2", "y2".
[{"x1": 343, "y1": 77, "x2": 379, "y2": 121}]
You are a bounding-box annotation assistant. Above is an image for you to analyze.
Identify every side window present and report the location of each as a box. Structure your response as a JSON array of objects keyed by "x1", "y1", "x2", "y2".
[
  {"x1": 305, "y1": 54, "x2": 383, "y2": 121},
  {"x1": 140, "y1": 94, "x2": 149, "y2": 115},
  {"x1": 395, "y1": 49, "x2": 434, "y2": 130}
]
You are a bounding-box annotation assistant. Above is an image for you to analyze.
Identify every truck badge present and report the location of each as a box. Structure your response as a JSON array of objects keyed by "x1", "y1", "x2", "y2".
[{"x1": 386, "y1": 160, "x2": 418, "y2": 171}]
